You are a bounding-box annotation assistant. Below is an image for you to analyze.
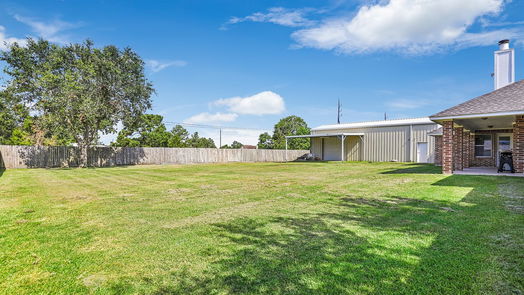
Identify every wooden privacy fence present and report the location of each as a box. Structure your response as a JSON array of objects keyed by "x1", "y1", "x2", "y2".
[{"x1": 0, "y1": 145, "x2": 309, "y2": 169}]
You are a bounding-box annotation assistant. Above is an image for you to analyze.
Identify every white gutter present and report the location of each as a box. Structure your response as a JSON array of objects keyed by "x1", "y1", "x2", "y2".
[{"x1": 430, "y1": 110, "x2": 524, "y2": 121}]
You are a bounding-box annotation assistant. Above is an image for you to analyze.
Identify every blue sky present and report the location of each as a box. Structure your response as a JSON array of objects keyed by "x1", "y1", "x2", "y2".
[{"x1": 1, "y1": 0, "x2": 524, "y2": 145}]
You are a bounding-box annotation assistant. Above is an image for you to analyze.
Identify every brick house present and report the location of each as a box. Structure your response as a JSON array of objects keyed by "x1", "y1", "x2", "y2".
[{"x1": 430, "y1": 40, "x2": 524, "y2": 175}]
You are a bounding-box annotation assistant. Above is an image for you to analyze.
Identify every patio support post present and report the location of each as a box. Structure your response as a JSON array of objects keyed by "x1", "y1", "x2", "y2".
[
  {"x1": 442, "y1": 120, "x2": 454, "y2": 174},
  {"x1": 469, "y1": 133, "x2": 475, "y2": 168},
  {"x1": 463, "y1": 130, "x2": 471, "y2": 168},
  {"x1": 340, "y1": 135, "x2": 346, "y2": 161},
  {"x1": 514, "y1": 115, "x2": 524, "y2": 173},
  {"x1": 453, "y1": 126, "x2": 464, "y2": 171}
]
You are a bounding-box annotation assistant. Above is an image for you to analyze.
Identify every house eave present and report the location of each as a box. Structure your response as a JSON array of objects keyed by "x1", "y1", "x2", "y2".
[{"x1": 430, "y1": 110, "x2": 524, "y2": 121}]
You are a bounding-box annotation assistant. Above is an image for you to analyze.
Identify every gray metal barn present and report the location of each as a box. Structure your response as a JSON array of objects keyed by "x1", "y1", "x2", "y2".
[{"x1": 287, "y1": 117, "x2": 440, "y2": 163}]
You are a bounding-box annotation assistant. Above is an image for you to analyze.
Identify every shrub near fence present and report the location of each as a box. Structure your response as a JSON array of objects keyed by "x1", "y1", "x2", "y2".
[{"x1": 0, "y1": 145, "x2": 309, "y2": 169}]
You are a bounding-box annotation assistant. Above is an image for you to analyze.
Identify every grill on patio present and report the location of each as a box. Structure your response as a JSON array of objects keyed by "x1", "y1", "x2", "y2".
[{"x1": 498, "y1": 151, "x2": 515, "y2": 173}]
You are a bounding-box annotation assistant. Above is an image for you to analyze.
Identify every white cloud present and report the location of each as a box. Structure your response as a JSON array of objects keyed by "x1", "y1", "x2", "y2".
[
  {"x1": 225, "y1": 7, "x2": 317, "y2": 28},
  {"x1": 184, "y1": 112, "x2": 238, "y2": 124},
  {"x1": 291, "y1": 0, "x2": 511, "y2": 54},
  {"x1": 0, "y1": 25, "x2": 26, "y2": 50},
  {"x1": 146, "y1": 59, "x2": 187, "y2": 73},
  {"x1": 13, "y1": 14, "x2": 79, "y2": 44},
  {"x1": 455, "y1": 28, "x2": 524, "y2": 48},
  {"x1": 213, "y1": 91, "x2": 286, "y2": 115}
]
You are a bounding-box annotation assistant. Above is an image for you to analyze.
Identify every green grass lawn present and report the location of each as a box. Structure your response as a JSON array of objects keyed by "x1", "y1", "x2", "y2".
[{"x1": 1, "y1": 162, "x2": 523, "y2": 294}]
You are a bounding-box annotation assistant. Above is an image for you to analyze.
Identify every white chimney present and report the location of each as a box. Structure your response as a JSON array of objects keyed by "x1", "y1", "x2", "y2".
[{"x1": 494, "y1": 39, "x2": 515, "y2": 90}]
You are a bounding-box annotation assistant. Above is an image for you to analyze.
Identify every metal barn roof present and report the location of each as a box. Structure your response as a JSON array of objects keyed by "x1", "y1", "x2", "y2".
[
  {"x1": 311, "y1": 117, "x2": 435, "y2": 132},
  {"x1": 285, "y1": 133, "x2": 365, "y2": 139}
]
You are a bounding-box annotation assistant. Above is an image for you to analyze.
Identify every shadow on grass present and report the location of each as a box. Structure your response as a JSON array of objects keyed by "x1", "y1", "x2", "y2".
[
  {"x1": 0, "y1": 148, "x2": 4, "y2": 172},
  {"x1": 381, "y1": 163, "x2": 442, "y2": 175},
  {"x1": 13, "y1": 146, "x2": 146, "y2": 168},
  {"x1": 147, "y1": 175, "x2": 521, "y2": 294}
]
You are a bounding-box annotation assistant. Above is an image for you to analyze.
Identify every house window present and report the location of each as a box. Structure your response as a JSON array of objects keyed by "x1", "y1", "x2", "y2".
[{"x1": 475, "y1": 134, "x2": 492, "y2": 157}]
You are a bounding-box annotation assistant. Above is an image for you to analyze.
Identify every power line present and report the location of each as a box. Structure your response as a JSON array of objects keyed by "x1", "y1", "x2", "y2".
[
  {"x1": 163, "y1": 121, "x2": 270, "y2": 132},
  {"x1": 164, "y1": 121, "x2": 270, "y2": 147}
]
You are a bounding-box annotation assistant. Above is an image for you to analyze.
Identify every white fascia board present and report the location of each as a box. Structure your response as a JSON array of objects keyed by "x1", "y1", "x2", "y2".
[{"x1": 430, "y1": 110, "x2": 524, "y2": 121}]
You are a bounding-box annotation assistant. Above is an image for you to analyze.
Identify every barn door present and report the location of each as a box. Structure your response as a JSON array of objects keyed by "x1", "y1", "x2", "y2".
[{"x1": 417, "y1": 142, "x2": 428, "y2": 163}]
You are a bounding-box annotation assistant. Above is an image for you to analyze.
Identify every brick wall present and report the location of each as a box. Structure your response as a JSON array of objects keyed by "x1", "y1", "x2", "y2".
[
  {"x1": 442, "y1": 121, "x2": 454, "y2": 174},
  {"x1": 469, "y1": 134, "x2": 475, "y2": 168},
  {"x1": 453, "y1": 127, "x2": 464, "y2": 171},
  {"x1": 434, "y1": 136, "x2": 442, "y2": 166},
  {"x1": 463, "y1": 131, "x2": 470, "y2": 168},
  {"x1": 514, "y1": 116, "x2": 524, "y2": 173}
]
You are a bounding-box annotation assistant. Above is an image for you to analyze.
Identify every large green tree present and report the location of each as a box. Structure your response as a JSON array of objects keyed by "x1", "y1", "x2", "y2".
[
  {"x1": 0, "y1": 90, "x2": 30, "y2": 145},
  {"x1": 271, "y1": 115, "x2": 310, "y2": 150},
  {"x1": 1, "y1": 89, "x2": 74, "y2": 145},
  {"x1": 1, "y1": 39, "x2": 154, "y2": 167}
]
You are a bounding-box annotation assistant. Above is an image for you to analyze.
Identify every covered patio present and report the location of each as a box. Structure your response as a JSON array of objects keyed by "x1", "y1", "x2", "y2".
[
  {"x1": 430, "y1": 80, "x2": 524, "y2": 175},
  {"x1": 285, "y1": 133, "x2": 364, "y2": 161},
  {"x1": 454, "y1": 167, "x2": 524, "y2": 177}
]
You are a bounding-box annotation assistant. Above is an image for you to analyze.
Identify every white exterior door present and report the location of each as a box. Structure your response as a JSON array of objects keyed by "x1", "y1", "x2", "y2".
[
  {"x1": 417, "y1": 142, "x2": 428, "y2": 163},
  {"x1": 323, "y1": 137, "x2": 341, "y2": 161}
]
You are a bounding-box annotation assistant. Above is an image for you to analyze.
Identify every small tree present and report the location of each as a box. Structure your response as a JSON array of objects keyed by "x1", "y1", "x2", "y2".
[
  {"x1": 168, "y1": 125, "x2": 190, "y2": 148},
  {"x1": 272, "y1": 115, "x2": 310, "y2": 150},
  {"x1": 231, "y1": 141, "x2": 243, "y2": 149},
  {"x1": 113, "y1": 114, "x2": 171, "y2": 147},
  {"x1": 1, "y1": 39, "x2": 154, "y2": 167},
  {"x1": 257, "y1": 132, "x2": 273, "y2": 149},
  {"x1": 187, "y1": 132, "x2": 216, "y2": 148},
  {"x1": 221, "y1": 140, "x2": 243, "y2": 149}
]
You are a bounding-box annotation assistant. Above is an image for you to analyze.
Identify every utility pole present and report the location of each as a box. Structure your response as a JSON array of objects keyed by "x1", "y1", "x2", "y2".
[
  {"x1": 219, "y1": 128, "x2": 222, "y2": 148},
  {"x1": 337, "y1": 99, "x2": 342, "y2": 124},
  {"x1": 384, "y1": 112, "x2": 387, "y2": 120}
]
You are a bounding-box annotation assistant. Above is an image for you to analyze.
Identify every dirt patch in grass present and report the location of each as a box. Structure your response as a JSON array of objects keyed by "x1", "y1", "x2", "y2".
[
  {"x1": 286, "y1": 193, "x2": 305, "y2": 198},
  {"x1": 81, "y1": 274, "x2": 108, "y2": 288},
  {"x1": 498, "y1": 183, "x2": 524, "y2": 214},
  {"x1": 167, "y1": 188, "x2": 193, "y2": 194},
  {"x1": 0, "y1": 198, "x2": 19, "y2": 209},
  {"x1": 81, "y1": 237, "x2": 123, "y2": 253},
  {"x1": 162, "y1": 200, "x2": 269, "y2": 229}
]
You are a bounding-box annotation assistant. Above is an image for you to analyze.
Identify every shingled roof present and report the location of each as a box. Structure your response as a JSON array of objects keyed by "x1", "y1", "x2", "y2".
[{"x1": 431, "y1": 80, "x2": 524, "y2": 118}]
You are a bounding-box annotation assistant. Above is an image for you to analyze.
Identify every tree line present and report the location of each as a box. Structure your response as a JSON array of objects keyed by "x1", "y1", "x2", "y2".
[
  {"x1": 112, "y1": 114, "x2": 215, "y2": 148},
  {"x1": 0, "y1": 38, "x2": 311, "y2": 167}
]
